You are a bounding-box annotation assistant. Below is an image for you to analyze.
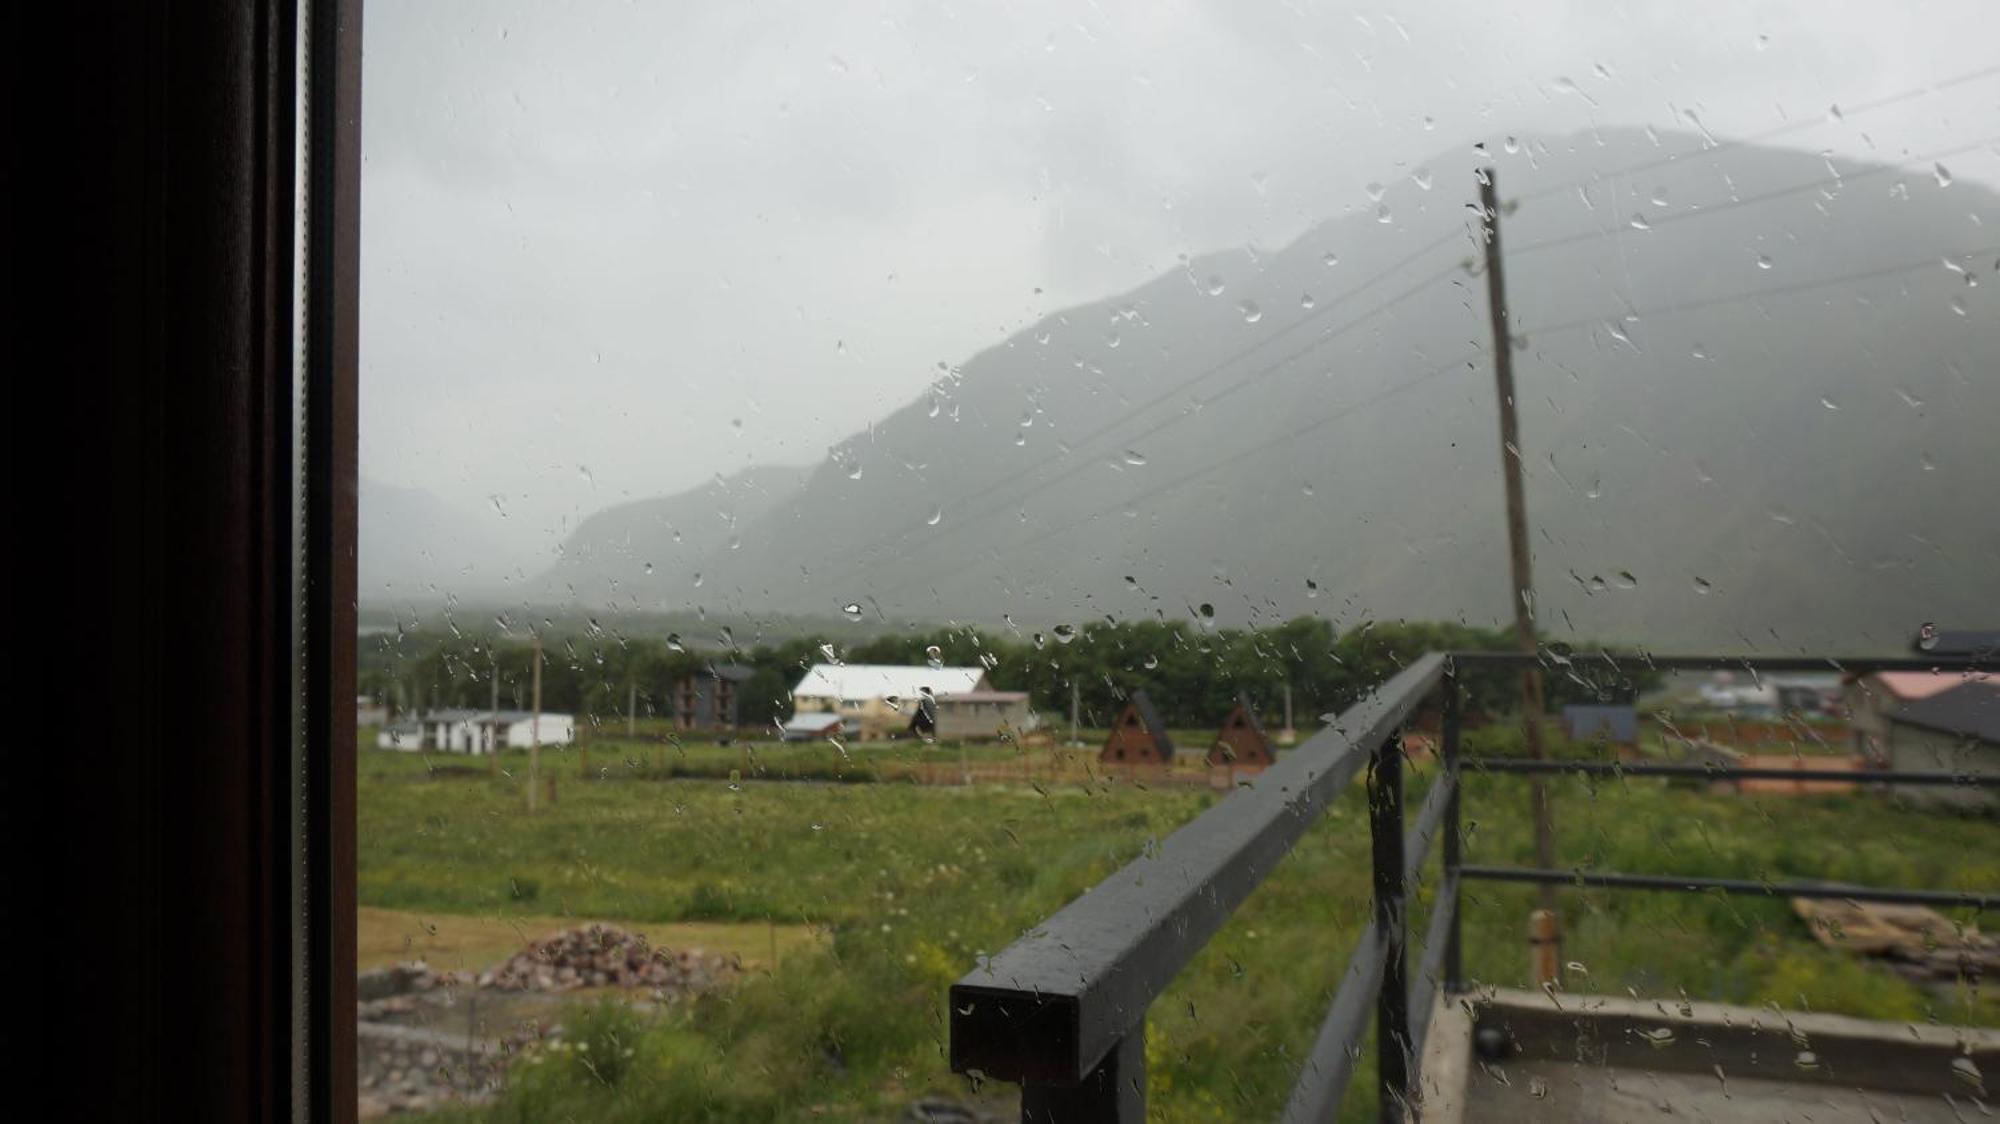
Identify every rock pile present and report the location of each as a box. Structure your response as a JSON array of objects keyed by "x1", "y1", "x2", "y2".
[
  {"x1": 482, "y1": 924, "x2": 740, "y2": 995},
  {"x1": 355, "y1": 925, "x2": 741, "y2": 1117}
]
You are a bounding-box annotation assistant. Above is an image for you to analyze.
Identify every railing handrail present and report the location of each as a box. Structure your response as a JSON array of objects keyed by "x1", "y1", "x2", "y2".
[
  {"x1": 947, "y1": 653, "x2": 1446, "y2": 1086},
  {"x1": 948, "y1": 649, "x2": 1995, "y2": 1121}
]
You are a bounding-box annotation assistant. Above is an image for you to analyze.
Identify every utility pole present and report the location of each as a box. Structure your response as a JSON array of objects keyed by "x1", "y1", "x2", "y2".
[
  {"x1": 1478, "y1": 169, "x2": 1560, "y2": 957},
  {"x1": 1069, "y1": 679, "x2": 1081, "y2": 747},
  {"x1": 1279, "y1": 681, "x2": 1297, "y2": 746},
  {"x1": 627, "y1": 680, "x2": 638, "y2": 740},
  {"x1": 528, "y1": 633, "x2": 543, "y2": 813},
  {"x1": 488, "y1": 653, "x2": 500, "y2": 776}
]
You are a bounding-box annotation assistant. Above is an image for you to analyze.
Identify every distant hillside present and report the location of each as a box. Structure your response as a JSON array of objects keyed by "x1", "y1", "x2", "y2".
[
  {"x1": 533, "y1": 463, "x2": 813, "y2": 606},
  {"x1": 361, "y1": 477, "x2": 525, "y2": 600},
  {"x1": 541, "y1": 129, "x2": 2000, "y2": 649}
]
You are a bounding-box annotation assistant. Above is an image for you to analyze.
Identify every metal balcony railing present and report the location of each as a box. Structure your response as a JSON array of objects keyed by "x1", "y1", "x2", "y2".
[{"x1": 947, "y1": 652, "x2": 1996, "y2": 1122}]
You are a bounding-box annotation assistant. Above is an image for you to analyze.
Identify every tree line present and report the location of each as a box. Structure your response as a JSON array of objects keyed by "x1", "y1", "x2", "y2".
[{"x1": 361, "y1": 616, "x2": 1654, "y2": 736}]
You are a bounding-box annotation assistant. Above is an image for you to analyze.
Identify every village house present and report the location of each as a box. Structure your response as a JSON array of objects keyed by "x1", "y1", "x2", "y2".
[
  {"x1": 789, "y1": 663, "x2": 989, "y2": 741},
  {"x1": 672, "y1": 664, "x2": 755, "y2": 730},
  {"x1": 929, "y1": 690, "x2": 1038, "y2": 741},
  {"x1": 375, "y1": 708, "x2": 577, "y2": 753},
  {"x1": 1873, "y1": 680, "x2": 1998, "y2": 811}
]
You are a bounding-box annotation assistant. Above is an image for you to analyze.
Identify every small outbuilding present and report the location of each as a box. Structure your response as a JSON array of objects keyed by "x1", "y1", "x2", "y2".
[
  {"x1": 932, "y1": 690, "x2": 1037, "y2": 740},
  {"x1": 779, "y1": 711, "x2": 849, "y2": 742},
  {"x1": 1209, "y1": 694, "x2": 1274, "y2": 769},
  {"x1": 1101, "y1": 690, "x2": 1174, "y2": 766}
]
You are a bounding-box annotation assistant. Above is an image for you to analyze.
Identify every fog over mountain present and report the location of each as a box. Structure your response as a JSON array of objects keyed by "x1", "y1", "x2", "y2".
[{"x1": 524, "y1": 129, "x2": 1999, "y2": 649}]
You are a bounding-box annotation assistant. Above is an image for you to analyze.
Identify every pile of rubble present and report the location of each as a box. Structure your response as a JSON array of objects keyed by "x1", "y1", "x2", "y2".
[
  {"x1": 356, "y1": 925, "x2": 741, "y2": 1117},
  {"x1": 482, "y1": 923, "x2": 740, "y2": 995}
]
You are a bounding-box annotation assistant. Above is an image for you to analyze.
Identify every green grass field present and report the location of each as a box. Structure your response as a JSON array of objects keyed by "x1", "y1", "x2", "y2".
[{"x1": 360, "y1": 734, "x2": 1996, "y2": 1122}]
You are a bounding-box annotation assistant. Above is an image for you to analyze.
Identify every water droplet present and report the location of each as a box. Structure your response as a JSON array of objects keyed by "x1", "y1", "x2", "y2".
[
  {"x1": 1205, "y1": 276, "x2": 1226, "y2": 296},
  {"x1": 1793, "y1": 1051, "x2": 1819, "y2": 1072},
  {"x1": 643, "y1": 562, "x2": 654, "y2": 575},
  {"x1": 1650, "y1": 188, "x2": 1670, "y2": 207},
  {"x1": 1365, "y1": 181, "x2": 1386, "y2": 202},
  {"x1": 1121, "y1": 450, "x2": 1147, "y2": 466},
  {"x1": 1692, "y1": 576, "x2": 1713, "y2": 595},
  {"x1": 1820, "y1": 396, "x2": 1839, "y2": 410},
  {"x1": 1375, "y1": 204, "x2": 1393, "y2": 224},
  {"x1": 1934, "y1": 163, "x2": 1953, "y2": 188},
  {"x1": 1411, "y1": 168, "x2": 1433, "y2": 191},
  {"x1": 1321, "y1": 252, "x2": 1339, "y2": 267},
  {"x1": 1614, "y1": 571, "x2": 1638, "y2": 590},
  {"x1": 1756, "y1": 254, "x2": 1773, "y2": 270},
  {"x1": 841, "y1": 602, "x2": 863, "y2": 620},
  {"x1": 1640, "y1": 1027, "x2": 1677, "y2": 1049},
  {"x1": 1104, "y1": 330, "x2": 1121, "y2": 349},
  {"x1": 926, "y1": 506, "x2": 942, "y2": 526},
  {"x1": 1827, "y1": 103, "x2": 1843, "y2": 123},
  {"x1": 488, "y1": 495, "x2": 509, "y2": 517},
  {"x1": 1238, "y1": 301, "x2": 1263, "y2": 323},
  {"x1": 1950, "y1": 1056, "x2": 1982, "y2": 1087},
  {"x1": 1917, "y1": 622, "x2": 1938, "y2": 651},
  {"x1": 1196, "y1": 602, "x2": 1215, "y2": 621},
  {"x1": 1300, "y1": 293, "x2": 1316, "y2": 310},
  {"x1": 666, "y1": 633, "x2": 685, "y2": 652},
  {"x1": 925, "y1": 645, "x2": 944, "y2": 668},
  {"x1": 1142, "y1": 653, "x2": 1159, "y2": 669},
  {"x1": 692, "y1": 572, "x2": 704, "y2": 588},
  {"x1": 1305, "y1": 578, "x2": 1319, "y2": 599},
  {"x1": 1052, "y1": 624, "x2": 1077, "y2": 645},
  {"x1": 1691, "y1": 344, "x2": 1708, "y2": 361},
  {"x1": 1628, "y1": 214, "x2": 1650, "y2": 230},
  {"x1": 1949, "y1": 296, "x2": 1968, "y2": 317}
]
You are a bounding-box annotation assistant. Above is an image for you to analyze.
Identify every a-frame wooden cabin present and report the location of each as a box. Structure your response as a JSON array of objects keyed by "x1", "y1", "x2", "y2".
[
  {"x1": 1208, "y1": 693, "x2": 1275, "y2": 770},
  {"x1": 1100, "y1": 690, "x2": 1175, "y2": 766}
]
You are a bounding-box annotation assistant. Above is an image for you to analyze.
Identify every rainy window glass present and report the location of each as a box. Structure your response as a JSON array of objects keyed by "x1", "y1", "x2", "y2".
[{"x1": 355, "y1": 4, "x2": 1998, "y2": 1120}]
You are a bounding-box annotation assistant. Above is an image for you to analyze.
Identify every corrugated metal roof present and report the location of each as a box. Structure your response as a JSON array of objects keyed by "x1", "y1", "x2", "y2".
[
  {"x1": 1888, "y1": 680, "x2": 2000, "y2": 743},
  {"x1": 939, "y1": 690, "x2": 1030, "y2": 703},
  {"x1": 792, "y1": 664, "x2": 986, "y2": 701},
  {"x1": 781, "y1": 712, "x2": 844, "y2": 732}
]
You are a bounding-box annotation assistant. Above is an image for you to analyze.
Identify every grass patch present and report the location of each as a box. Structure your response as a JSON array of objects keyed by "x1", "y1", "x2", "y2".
[{"x1": 361, "y1": 736, "x2": 1995, "y2": 1122}]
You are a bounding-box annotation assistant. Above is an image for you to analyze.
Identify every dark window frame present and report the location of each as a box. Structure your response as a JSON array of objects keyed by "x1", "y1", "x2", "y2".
[{"x1": 30, "y1": 2, "x2": 362, "y2": 1119}]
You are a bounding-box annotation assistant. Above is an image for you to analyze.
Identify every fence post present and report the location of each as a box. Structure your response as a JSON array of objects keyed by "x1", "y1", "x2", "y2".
[
  {"x1": 1369, "y1": 732, "x2": 1411, "y2": 1122},
  {"x1": 1020, "y1": 1024, "x2": 1144, "y2": 1124},
  {"x1": 1442, "y1": 670, "x2": 1463, "y2": 995}
]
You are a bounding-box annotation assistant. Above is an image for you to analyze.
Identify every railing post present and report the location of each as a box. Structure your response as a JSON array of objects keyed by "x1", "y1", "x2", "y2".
[
  {"x1": 1020, "y1": 1024, "x2": 1145, "y2": 1124},
  {"x1": 1442, "y1": 670, "x2": 1463, "y2": 995},
  {"x1": 1369, "y1": 732, "x2": 1411, "y2": 1122}
]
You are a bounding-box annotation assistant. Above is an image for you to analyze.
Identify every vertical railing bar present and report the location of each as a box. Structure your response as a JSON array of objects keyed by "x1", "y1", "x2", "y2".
[
  {"x1": 1442, "y1": 671, "x2": 1463, "y2": 996},
  {"x1": 1019, "y1": 1024, "x2": 1145, "y2": 1124},
  {"x1": 1370, "y1": 731, "x2": 1412, "y2": 1123}
]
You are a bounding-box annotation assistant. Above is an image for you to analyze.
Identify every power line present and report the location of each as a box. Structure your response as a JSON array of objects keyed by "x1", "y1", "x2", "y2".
[
  {"x1": 1511, "y1": 135, "x2": 1998, "y2": 258},
  {"x1": 1515, "y1": 60, "x2": 2000, "y2": 204},
  {"x1": 1519, "y1": 245, "x2": 1998, "y2": 342},
  {"x1": 963, "y1": 349, "x2": 1484, "y2": 577},
  {"x1": 920, "y1": 244, "x2": 1997, "y2": 588},
  {"x1": 820, "y1": 229, "x2": 1475, "y2": 590}
]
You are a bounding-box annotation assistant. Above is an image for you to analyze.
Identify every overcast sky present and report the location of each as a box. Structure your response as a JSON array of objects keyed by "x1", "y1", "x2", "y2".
[{"x1": 360, "y1": 0, "x2": 2000, "y2": 566}]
